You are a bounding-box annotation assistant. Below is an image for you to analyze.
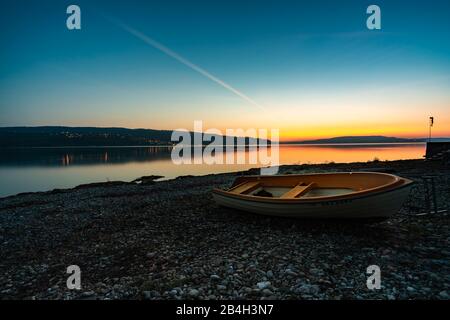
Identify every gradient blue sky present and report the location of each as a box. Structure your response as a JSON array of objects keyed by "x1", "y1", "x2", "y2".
[{"x1": 1, "y1": 0, "x2": 449, "y2": 139}]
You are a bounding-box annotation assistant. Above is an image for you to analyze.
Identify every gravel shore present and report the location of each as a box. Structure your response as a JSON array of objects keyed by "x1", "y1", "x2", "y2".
[{"x1": 0, "y1": 159, "x2": 449, "y2": 300}]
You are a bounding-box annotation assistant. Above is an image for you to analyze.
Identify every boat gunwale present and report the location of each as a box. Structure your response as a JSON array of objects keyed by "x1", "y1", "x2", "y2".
[{"x1": 212, "y1": 172, "x2": 414, "y2": 204}]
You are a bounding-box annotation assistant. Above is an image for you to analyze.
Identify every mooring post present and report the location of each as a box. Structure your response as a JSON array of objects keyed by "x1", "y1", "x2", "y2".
[
  {"x1": 423, "y1": 176, "x2": 439, "y2": 214},
  {"x1": 423, "y1": 177, "x2": 431, "y2": 214},
  {"x1": 430, "y1": 177, "x2": 438, "y2": 214}
]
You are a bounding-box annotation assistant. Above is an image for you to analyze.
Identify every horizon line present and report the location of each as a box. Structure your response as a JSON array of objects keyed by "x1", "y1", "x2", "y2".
[{"x1": 1, "y1": 125, "x2": 449, "y2": 142}]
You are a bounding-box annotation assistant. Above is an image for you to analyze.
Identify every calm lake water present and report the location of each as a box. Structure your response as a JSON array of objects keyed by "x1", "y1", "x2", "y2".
[{"x1": 0, "y1": 143, "x2": 425, "y2": 197}]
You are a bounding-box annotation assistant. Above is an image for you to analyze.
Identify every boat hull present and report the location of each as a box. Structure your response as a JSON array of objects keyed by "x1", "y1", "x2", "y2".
[{"x1": 213, "y1": 183, "x2": 412, "y2": 219}]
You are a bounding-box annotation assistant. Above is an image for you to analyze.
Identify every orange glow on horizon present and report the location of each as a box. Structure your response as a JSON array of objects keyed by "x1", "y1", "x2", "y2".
[
  {"x1": 279, "y1": 126, "x2": 450, "y2": 142},
  {"x1": 51, "y1": 110, "x2": 450, "y2": 142}
]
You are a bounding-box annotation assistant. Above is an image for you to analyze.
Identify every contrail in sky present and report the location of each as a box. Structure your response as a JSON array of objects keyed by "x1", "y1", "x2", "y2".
[{"x1": 111, "y1": 19, "x2": 263, "y2": 109}]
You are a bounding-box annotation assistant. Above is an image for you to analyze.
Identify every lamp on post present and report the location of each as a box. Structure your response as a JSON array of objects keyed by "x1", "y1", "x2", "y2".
[{"x1": 429, "y1": 116, "x2": 434, "y2": 143}]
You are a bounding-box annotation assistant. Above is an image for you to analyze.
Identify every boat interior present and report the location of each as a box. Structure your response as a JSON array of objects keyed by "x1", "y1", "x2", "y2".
[{"x1": 224, "y1": 172, "x2": 406, "y2": 199}]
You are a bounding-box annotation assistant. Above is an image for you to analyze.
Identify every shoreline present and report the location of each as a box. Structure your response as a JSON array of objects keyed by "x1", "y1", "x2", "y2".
[
  {"x1": 0, "y1": 157, "x2": 426, "y2": 200},
  {"x1": 0, "y1": 159, "x2": 449, "y2": 300}
]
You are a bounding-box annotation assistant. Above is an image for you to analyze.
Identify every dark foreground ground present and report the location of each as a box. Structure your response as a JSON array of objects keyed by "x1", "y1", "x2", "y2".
[{"x1": 0, "y1": 159, "x2": 449, "y2": 300}]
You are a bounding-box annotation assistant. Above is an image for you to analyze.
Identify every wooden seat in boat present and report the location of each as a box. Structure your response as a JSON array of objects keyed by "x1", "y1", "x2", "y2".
[
  {"x1": 229, "y1": 181, "x2": 261, "y2": 194},
  {"x1": 280, "y1": 183, "x2": 315, "y2": 199}
]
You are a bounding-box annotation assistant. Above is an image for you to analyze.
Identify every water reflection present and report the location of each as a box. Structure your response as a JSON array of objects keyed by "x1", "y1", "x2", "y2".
[
  {"x1": 0, "y1": 147, "x2": 173, "y2": 167},
  {"x1": 0, "y1": 144, "x2": 425, "y2": 197}
]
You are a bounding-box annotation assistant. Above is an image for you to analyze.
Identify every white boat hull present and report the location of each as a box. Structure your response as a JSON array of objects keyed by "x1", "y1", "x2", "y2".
[{"x1": 213, "y1": 184, "x2": 412, "y2": 219}]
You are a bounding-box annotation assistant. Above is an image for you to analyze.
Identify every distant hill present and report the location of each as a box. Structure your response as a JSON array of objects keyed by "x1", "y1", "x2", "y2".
[
  {"x1": 0, "y1": 126, "x2": 267, "y2": 147},
  {"x1": 283, "y1": 135, "x2": 427, "y2": 144},
  {"x1": 1, "y1": 128, "x2": 447, "y2": 147}
]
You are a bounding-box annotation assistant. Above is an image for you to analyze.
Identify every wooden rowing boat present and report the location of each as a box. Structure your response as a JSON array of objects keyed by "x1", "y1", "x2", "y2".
[{"x1": 212, "y1": 172, "x2": 413, "y2": 219}]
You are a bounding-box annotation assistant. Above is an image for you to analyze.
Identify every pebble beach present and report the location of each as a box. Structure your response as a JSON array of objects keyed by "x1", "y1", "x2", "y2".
[{"x1": 0, "y1": 159, "x2": 449, "y2": 300}]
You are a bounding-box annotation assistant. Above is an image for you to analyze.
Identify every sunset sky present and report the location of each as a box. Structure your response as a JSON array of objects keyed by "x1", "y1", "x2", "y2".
[{"x1": 1, "y1": 0, "x2": 449, "y2": 141}]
